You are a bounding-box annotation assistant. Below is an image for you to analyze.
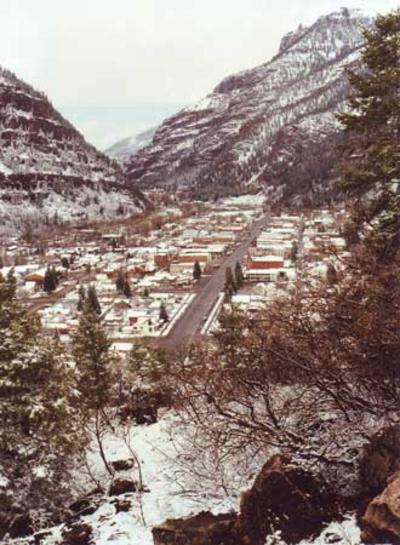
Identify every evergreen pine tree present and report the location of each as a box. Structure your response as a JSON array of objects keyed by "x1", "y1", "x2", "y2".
[
  {"x1": 234, "y1": 261, "x2": 244, "y2": 289},
  {"x1": 123, "y1": 277, "x2": 132, "y2": 298},
  {"x1": 159, "y1": 301, "x2": 169, "y2": 323},
  {"x1": 77, "y1": 284, "x2": 86, "y2": 311},
  {"x1": 128, "y1": 341, "x2": 167, "y2": 386},
  {"x1": 224, "y1": 266, "x2": 237, "y2": 297},
  {"x1": 87, "y1": 284, "x2": 101, "y2": 315},
  {"x1": 72, "y1": 300, "x2": 114, "y2": 474},
  {"x1": 290, "y1": 241, "x2": 298, "y2": 262},
  {"x1": 43, "y1": 266, "x2": 57, "y2": 292},
  {"x1": 193, "y1": 260, "x2": 202, "y2": 281},
  {"x1": 0, "y1": 271, "x2": 86, "y2": 525},
  {"x1": 143, "y1": 287, "x2": 150, "y2": 298},
  {"x1": 72, "y1": 300, "x2": 112, "y2": 412},
  {"x1": 115, "y1": 269, "x2": 125, "y2": 292},
  {"x1": 338, "y1": 9, "x2": 400, "y2": 259}
]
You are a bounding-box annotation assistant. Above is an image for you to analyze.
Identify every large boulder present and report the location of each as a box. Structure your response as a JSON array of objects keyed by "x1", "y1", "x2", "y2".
[
  {"x1": 360, "y1": 424, "x2": 400, "y2": 495},
  {"x1": 61, "y1": 522, "x2": 93, "y2": 545},
  {"x1": 361, "y1": 471, "x2": 400, "y2": 544},
  {"x1": 111, "y1": 458, "x2": 135, "y2": 472},
  {"x1": 109, "y1": 478, "x2": 138, "y2": 496},
  {"x1": 152, "y1": 511, "x2": 237, "y2": 545},
  {"x1": 234, "y1": 454, "x2": 336, "y2": 544},
  {"x1": 69, "y1": 499, "x2": 92, "y2": 514},
  {"x1": 152, "y1": 454, "x2": 336, "y2": 545}
]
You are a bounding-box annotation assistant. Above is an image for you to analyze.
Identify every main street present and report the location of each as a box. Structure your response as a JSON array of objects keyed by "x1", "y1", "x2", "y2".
[{"x1": 159, "y1": 214, "x2": 269, "y2": 353}]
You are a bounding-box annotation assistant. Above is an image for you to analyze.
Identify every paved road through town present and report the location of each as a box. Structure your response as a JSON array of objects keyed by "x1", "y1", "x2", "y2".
[{"x1": 160, "y1": 214, "x2": 270, "y2": 353}]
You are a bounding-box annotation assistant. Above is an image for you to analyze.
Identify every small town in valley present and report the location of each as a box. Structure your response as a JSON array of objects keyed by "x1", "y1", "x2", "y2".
[{"x1": 0, "y1": 191, "x2": 348, "y2": 357}]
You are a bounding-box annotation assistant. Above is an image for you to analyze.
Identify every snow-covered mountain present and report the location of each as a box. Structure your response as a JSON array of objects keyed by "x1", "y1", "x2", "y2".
[
  {"x1": 105, "y1": 127, "x2": 157, "y2": 163},
  {"x1": 124, "y1": 8, "x2": 370, "y2": 202},
  {"x1": 0, "y1": 68, "x2": 147, "y2": 234}
]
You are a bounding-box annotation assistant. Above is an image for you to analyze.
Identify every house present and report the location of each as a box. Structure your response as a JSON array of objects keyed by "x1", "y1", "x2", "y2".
[
  {"x1": 213, "y1": 231, "x2": 236, "y2": 244},
  {"x1": 154, "y1": 252, "x2": 173, "y2": 269},
  {"x1": 25, "y1": 268, "x2": 48, "y2": 284},
  {"x1": 170, "y1": 262, "x2": 195, "y2": 275},
  {"x1": 245, "y1": 267, "x2": 296, "y2": 283},
  {"x1": 256, "y1": 240, "x2": 293, "y2": 258},
  {"x1": 246, "y1": 255, "x2": 285, "y2": 270}
]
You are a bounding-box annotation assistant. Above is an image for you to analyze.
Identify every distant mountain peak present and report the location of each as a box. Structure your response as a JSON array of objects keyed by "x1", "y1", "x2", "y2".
[
  {"x1": 279, "y1": 24, "x2": 310, "y2": 54},
  {"x1": 123, "y1": 9, "x2": 371, "y2": 203},
  {"x1": 105, "y1": 127, "x2": 157, "y2": 163}
]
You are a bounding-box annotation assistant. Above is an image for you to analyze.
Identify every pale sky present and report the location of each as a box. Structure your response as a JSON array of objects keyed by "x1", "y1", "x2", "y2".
[{"x1": 0, "y1": 0, "x2": 398, "y2": 149}]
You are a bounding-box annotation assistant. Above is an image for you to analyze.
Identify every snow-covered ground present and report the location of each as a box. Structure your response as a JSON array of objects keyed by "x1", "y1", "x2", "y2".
[
  {"x1": 220, "y1": 192, "x2": 267, "y2": 208},
  {"x1": 27, "y1": 412, "x2": 363, "y2": 545},
  {"x1": 36, "y1": 412, "x2": 246, "y2": 545},
  {"x1": 0, "y1": 185, "x2": 141, "y2": 235}
]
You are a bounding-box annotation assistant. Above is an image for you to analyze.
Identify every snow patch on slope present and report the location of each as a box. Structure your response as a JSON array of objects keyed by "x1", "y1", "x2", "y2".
[{"x1": 0, "y1": 160, "x2": 11, "y2": 175}]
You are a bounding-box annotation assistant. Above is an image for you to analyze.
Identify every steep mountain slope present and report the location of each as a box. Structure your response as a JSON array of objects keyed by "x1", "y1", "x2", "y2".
[
  {"x1": 125, "y1": 8, "x2": 370, "y2": 202},
  {"x1": 105, "y1": 127, "x2": 157, "y2": 163},
  {"x1": 0, "y1": 68, "x2": 146, "y2": 234}
]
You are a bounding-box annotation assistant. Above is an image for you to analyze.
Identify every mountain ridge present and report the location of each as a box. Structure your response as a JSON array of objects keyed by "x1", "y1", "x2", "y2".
[
  {"x1": 0, "y1": 67, "x2": 147, "y2": 235},
  {"x1": 123, "y1": 8, "x2": 370, "y2": 203}
]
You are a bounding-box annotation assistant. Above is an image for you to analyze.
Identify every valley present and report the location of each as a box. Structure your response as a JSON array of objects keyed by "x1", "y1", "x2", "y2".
[
  {"x1": 3, "y1": 191, "x2": 345, "y2": 360},
  {"x1": 1, "y1": 4, "x2": 400, "y2": 545}
]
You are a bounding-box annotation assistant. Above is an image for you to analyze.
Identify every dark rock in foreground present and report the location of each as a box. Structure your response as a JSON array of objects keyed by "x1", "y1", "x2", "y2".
[
  {"x1": 361, "y1": 471, "x2": 400, "y2": 544},
  {"x1": 152, "y1": 454, "x2": 337, "y2": 545},
  {"x1": 61, "y1": 522, "x2": 93, "y2": 545},
  {"x1": 152, "y1": 511, "x2": 237, "y2": 545},
  {"x1": 111, "y1": 458, "x2": 135, "y2": 472},
  {"x1": 235, "y1": 454, "x2": 336, "y2": 544},
  {"x1": 360, "y1": 424, "x2": 400, "y2": 496},
  {"x1": 109, "y1": 478, "x2": 139, "y2": 496}
]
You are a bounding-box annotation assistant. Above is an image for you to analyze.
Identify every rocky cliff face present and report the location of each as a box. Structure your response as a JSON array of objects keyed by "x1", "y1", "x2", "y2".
[
  {"x1": 0, "y1": 68, "x2": 146, "y2": 234},
  {"x1": 124, "y1": 9, "x2": 370, "y2": 202}
]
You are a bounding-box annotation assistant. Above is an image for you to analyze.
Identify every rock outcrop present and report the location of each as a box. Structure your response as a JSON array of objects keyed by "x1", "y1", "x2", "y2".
[
  {"x1": 152, "y1": 512, "x2": 237, "y2": 545},
  {"x1": 234, "y1": 454, "x2": 336, "y2": 544},
  {"x1": 361, "y1": 472, "x2": 400, "y2": 544},
  {"x1": 152, "y1": 454, "x2": 336, "y2": 545},
  {"x1": 61, "y1": 522, "x2": 93, "y2": 545},
  {"x1": 108, "y1": 478, "x2": 139, "y2": 496},
  {"x1": 110, "y1": 458, "x2": 135, "y2": 472},
  {"x1": 360, "y1": 424, "x2": 400, "y2": 495}
]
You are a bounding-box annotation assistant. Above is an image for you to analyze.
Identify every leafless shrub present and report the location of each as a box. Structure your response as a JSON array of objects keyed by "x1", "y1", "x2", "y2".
[{"x1": 172, "y1": 246, "x2": 400, "y2": 497}]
